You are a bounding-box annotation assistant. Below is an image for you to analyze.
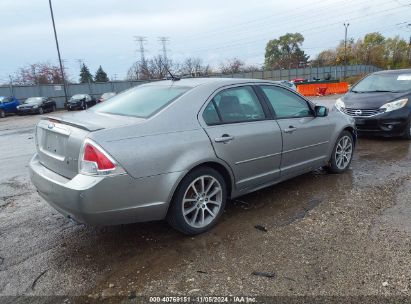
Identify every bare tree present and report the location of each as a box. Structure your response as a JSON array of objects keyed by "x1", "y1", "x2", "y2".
[
  {"x1": 219, "y1": 58, "x2": 245, "y2": 74},
  {"x1": 178, "y1": 57, "x2": 211, "y2": 77},
  {"x1": 14, "y1": 62, "x2": 69, "y2": 85}
]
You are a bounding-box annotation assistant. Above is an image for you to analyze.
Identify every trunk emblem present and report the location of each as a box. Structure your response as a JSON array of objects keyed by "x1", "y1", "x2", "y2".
[
  {"x1": 354, "y1": 110, "x2": 362, "y2": 116},
  {"x1": 48, "y1": 122, "x2": 55, "y2": 129}
]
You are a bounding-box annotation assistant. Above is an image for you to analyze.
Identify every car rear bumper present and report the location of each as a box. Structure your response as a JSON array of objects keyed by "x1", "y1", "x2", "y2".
[
  {"x1": 354, "y1": 108, "x2": 410, "y2": 136},
  {"x1": 29, "y1": 154, "x2": 181, "y2": 225}
]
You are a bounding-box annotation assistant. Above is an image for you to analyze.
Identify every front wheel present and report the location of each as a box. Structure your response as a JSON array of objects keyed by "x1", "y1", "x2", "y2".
[
  {"x1": 167, "y1": 167, "x2": 227, "y2": 235},
  {"x1": 51, "y1": 105, "x2": 56, "y2": 112},
  {"x1": 0, "y1": 110, "x2": 5, "y2": 118},
  {"x1": 325, "y1": 131, "x2": 354, "y2": 174},
  {"x1": 38, "y1": 107, "x2": 44, "y2": 115},
  {"x1": 402, "y1": 120, "x2": 411, "y2": 140}
]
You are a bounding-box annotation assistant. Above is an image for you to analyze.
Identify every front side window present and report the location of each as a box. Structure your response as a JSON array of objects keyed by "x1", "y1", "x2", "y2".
[
  {"x1": 209, "y1": 86, "x2": 265, "y2": 124},
  {"x1": 260, "y1": 85, "x2": 312, "y2": 119},
  {"x1": 93, "y1": 85, "x2": 191, "y2": 118}
]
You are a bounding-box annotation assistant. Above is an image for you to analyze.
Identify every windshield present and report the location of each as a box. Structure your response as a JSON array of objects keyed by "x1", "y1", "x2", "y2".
[
  {"x1": 24, "y1": 97, "x2": 43, "y2": 104},
  {"x1": 70, "y1": 94, "x2": 87, "y2": 101},
  {"x1": 92, "y1": 85, "x2": 191, "y2": 118},
  {"x1": 352, "y1": 73, "x2": 411, "y2": 93}
]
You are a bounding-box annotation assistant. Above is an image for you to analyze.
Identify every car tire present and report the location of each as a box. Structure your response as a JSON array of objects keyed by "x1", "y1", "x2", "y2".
[
  {"x1": 38, "y1": 107, "x2": 44, "y2": 115},
  {"x1": 402, "y1": 119, "x2": 411, "y2": 140},
  {"x1": 52, "y1": 105, "x2": 56, "y2": 112},
  {"x1": 167, "y1": 167, "x2": 227, "y2": 235},
  {"x1": 325, "y1": 130, "x2": 354, "y2": 174},
  {"x1": 0, "y1": 110, "x2": 5, "y2": 118}
]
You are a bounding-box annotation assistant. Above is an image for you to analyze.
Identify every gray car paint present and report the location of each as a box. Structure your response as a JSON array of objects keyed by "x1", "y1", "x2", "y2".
[{"x1": 29, "y1": 78, "x2": 355, "y2": 225}]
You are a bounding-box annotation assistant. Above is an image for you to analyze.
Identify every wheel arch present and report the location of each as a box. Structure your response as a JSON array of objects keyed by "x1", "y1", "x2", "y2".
[{"x1": 165, "y1": 160, "x2": 235, "y2": 215}]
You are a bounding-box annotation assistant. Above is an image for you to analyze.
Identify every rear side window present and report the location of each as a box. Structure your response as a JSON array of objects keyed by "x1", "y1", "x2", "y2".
[
  {"x1": 93, "y1": 85, "x2": 191, "y2": 118},
  {"x1": 203, "y1": 86, "x2": 265, "y2": 124},
  {"x1": 260, "y1": 85, "x2": 312, "y2": 119}
]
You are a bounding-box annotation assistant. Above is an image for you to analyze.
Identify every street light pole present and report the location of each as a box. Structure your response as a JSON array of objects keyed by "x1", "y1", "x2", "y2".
[
  {"x1": 48, "y1": 0, "x2": 68, "y2": 103},
  {"x1": 343, "y1": 23, "x2": 350, "y2": 79}
]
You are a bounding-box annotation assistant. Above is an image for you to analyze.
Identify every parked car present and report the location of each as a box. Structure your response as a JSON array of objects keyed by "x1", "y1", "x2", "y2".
[
  {"x1": 17, "y1": 97, "x2": 56, "y2": 115},
  {"x1": 97, "y1": 92, "x2": 116, "y2": 103},
  {"x1": 66, "y1": 94, "x2": 96, "y2": 111},
  {"x1": 274, "y1": 80, "x2": 297, "y2": 91},
  {"x1": 335, "y1": 69, "x2": 411, "y2": 139},
  {"x1": 0, "y1": 96, "x2": 20, "y2": 118},
  {"x1": 29, "y1": 78, "x2": 356, "y2": 235}
]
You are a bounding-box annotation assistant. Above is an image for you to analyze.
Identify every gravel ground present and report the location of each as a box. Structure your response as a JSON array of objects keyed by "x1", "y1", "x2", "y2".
[{"x1": 0, "y1": 96, "x2": 410, "y2": 301}]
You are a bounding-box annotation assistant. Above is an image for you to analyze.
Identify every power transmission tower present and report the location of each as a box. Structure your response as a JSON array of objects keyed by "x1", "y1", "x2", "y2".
[
  {"x1": 158, "y1": 36, "x2": 169, "y2": 61},
  {"x1": 134, "y1": 36, "x2": 147, "y2": 64}
]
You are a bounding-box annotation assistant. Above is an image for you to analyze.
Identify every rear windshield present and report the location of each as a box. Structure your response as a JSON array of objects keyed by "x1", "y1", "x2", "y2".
[
  {"x1": 352, "y1": 73, "x2": 411, "y2": 93},
  {"x1": 92, "y1": 85, "x2": 191, "y2": 118}
]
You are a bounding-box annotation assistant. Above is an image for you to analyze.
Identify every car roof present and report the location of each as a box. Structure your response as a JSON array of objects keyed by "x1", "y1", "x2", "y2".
[
  {"x1": 373, "y1": 69, "x2": 411, "y2": 75},
  {"x1": 143, "y1": 77, "x2": 277, "y2": 88}
]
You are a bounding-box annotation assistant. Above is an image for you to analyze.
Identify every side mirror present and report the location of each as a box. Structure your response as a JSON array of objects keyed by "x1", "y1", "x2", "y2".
[{"x1": 315, "y1": 105, "x2": 328, "y2": 117}]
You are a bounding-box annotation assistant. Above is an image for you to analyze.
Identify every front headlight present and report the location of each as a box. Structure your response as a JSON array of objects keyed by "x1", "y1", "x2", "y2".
[
  {"x1": 380, "y1": 98, "x2": 408, "y2": 113},
  {"x1": 335, "y1": 98, "x2": 345, "y2": 111}
]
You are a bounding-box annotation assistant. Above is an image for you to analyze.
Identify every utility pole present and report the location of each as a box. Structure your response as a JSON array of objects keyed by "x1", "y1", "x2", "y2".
[
  {"x1": 343, "y1": 23, "x2": 350, "y2": 79},
  {"x1": 48, "y1": 0, "x2": 68, "y2": 103},
  {"x1": 408, "y1": 34, "x2": 411, "y2": 64}
]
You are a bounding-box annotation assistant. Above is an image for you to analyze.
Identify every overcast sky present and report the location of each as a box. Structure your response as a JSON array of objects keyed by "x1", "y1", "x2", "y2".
[{"x1": 1, "y1": 0, "x2": 410, "y2": 83}]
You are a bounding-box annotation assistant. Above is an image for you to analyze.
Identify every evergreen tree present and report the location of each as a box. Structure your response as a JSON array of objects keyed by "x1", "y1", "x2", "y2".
[
  {"x1": 94, "y1": 65, "x2": 109, "y2": 82},
  {"x1": 79, "y1": 63, "x2": 93, "y2": 83}
]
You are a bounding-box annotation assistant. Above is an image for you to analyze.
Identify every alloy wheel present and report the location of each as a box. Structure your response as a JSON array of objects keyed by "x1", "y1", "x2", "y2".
[
  {"x1": 335, "y1": 135, "x2": 353, "y2": 170},
  {"x1": 182, "y1": 175, "x2": 223, "y2": 229}
]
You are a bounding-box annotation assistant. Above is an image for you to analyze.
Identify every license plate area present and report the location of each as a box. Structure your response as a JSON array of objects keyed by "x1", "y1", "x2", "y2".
[
  {"x1": 37, "y1": 123, "x2": 71, "y2": 161},
  {"x1": 355, "y1": 118, "x2": 365, "y2": 125}
]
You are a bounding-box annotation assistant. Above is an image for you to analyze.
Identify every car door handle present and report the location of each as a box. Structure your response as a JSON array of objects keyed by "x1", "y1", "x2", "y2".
[
  {"x1": 214, "y1": 135, "x2": 234, "y2": 143},
  {"x1": 283, "y1": 126, "x2": 297, "y2": 133}
]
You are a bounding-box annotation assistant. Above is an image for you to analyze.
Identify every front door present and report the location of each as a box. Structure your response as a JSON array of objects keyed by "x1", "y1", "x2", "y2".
[
  {"x1": 259, "y1": 85, "x2": 333, "y2": 177},
  {"x1": 201, "y1": 85, "x2": 282, "y2": 190}
]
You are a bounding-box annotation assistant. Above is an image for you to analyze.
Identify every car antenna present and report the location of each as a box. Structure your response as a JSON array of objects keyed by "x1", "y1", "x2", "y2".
[{"x1": 163, "y1": 63, "x2": 180, "y2": 81}]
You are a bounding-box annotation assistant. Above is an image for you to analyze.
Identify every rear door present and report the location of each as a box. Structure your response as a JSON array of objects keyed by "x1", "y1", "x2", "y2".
[
  {"x1": 200, "y1": 85, "x2": 282, "y2": 190},
  {"x1": 258, "y1": 85, "x2": 333, "y2": 177}
]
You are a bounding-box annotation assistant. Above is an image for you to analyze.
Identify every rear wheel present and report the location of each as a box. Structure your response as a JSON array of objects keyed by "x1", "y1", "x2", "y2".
[
  {"x1": 325, "y1": 131, "x2": 353, "y2": 174},
  {"x1": 0, "y1": 110, "x2": 5, "y2": 118},
  {"x1": 167, "y1": 167, "x2": 227, "y2": 235}
]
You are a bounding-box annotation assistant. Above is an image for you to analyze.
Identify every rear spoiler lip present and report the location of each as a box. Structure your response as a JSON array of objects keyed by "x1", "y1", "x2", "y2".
[{"x1": 42, "y1": 116, "x2": 104, "y2": 132}]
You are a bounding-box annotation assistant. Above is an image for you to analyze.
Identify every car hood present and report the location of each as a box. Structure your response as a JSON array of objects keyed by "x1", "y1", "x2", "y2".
[
  {"x1": 342, "y1": 91, "x2": 410, "y2": 108},
  {"x1": 45, "y1": 110, "x2": 145, "y2": 131},
  {"x1": 19, "y1": 103, "x2": 38, "y2": 108}
]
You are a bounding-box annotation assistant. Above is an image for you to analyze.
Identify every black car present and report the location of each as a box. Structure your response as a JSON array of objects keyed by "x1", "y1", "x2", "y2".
[
  {"x1": 16, "y1": 97, "x2": 56, "y2": 115},
  {"x1": 335, "y1": 69, "x2": 411, "y2": 139},
  {"x1": 66, "y1": 94, "x2": 96, "y2": 111}
]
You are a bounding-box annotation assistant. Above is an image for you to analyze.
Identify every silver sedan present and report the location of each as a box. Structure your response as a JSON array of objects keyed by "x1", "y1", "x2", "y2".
[{"x1": 29, "y1": 78, "x2": 356, "y2": 235}]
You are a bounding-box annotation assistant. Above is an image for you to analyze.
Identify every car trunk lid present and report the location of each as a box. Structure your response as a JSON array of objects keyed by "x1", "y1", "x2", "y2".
[{"x1": 35, "y1": 111, "x2": 143, "y2": 179}]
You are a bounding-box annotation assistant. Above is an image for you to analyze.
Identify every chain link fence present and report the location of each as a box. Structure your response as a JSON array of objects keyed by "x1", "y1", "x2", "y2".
[{"x1": 0, "y1": 65, "x2": 379, "y2": 109}]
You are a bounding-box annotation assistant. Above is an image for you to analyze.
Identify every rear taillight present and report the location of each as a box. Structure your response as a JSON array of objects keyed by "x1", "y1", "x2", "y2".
[{"x1": 79, "y1": 139, "x2": 125, "y2": 176}]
